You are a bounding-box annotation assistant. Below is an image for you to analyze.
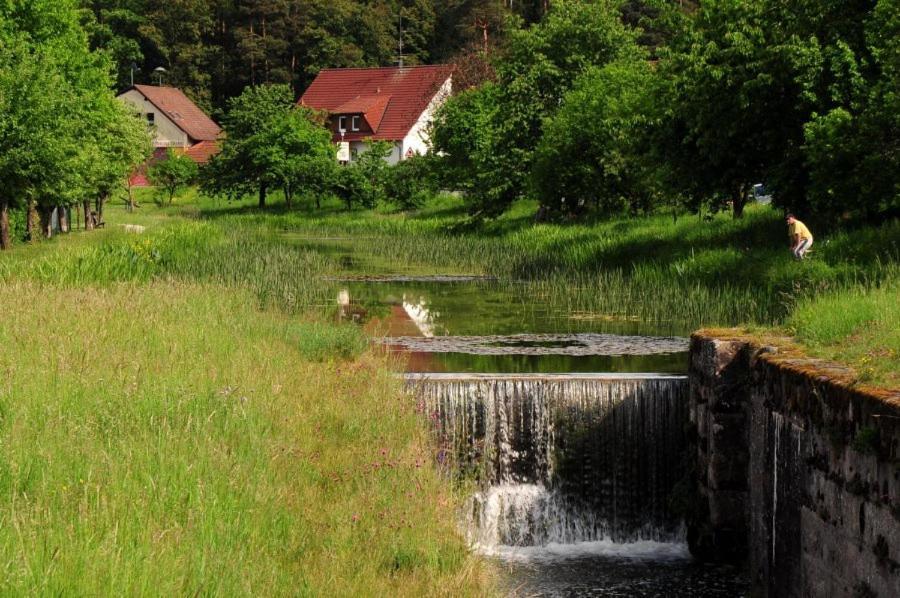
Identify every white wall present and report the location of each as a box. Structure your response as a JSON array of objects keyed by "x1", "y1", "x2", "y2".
[
  {"x1": 349, "y1": 140, "x2": 402, "y2": 165},
  {"x1": 401, "y1": 75, "x2": 452, "y2": 159},
  {"x1": 117, "y1": 89, "x2": 189, "y2": 148}
]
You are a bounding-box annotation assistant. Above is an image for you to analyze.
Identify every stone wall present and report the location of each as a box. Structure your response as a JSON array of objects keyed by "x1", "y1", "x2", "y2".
[{"x1": 688, "y1": 331, "x2": 900, "y2": 597}]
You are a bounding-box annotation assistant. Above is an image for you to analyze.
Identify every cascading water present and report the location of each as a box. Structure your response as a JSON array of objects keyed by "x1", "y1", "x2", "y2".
[{"x1": 408, "y1": 373, "x2": 690, "y2": 552}]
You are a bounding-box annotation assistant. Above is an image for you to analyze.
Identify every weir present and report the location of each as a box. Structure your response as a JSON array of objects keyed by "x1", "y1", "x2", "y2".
[{"x1": 406, "y1": 373, "x2": 690, "y2": 550}]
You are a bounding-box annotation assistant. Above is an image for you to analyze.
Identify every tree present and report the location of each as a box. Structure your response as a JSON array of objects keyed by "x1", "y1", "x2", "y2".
[
  {"x1": 431, "y1": 83, "x2": 505, "y2": 215},
  {"x1": 432, "y1": 0, "x2": 642, "y2": 215},
  {"x1": 202, "y1": 83, "x2": 335, "y2": 208},
  {"x1": 254, "y1": 105, "x2": 336, "y2": 208},
  {"x1": 655, "y1": 0, "x2": 817, "y2": 218},
  {"x1": 94, "y1": 100, "x2": 153, "y2": 220},
  {"x1": 80, "y1": 0, "x2": 147, "y2": 91},
  {"x1": 139, "y1": 0, "x2": 216, "y2": 111},
  {"x1": 533, "y1": 59, "x2": 660, "y2": 217},
  {"x1": 800, "y1": 0, "x2": 899, "y2": 220},
  {"x1": 384, "y1": 154, "x2": 439, "y2": 209},
  {"x1": 148, "y1": 150, "x2": 199, "y2": 204},
  {"x1": 334, "y1": 141, "x2": 393, "y2": 210},
  {"x1": 1, "y1": 0, "x2": 146, "y2": 247}
]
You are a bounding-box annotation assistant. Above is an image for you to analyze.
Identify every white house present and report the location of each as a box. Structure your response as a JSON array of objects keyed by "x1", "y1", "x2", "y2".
[{"x1": 299, "y1": 65, "x2": 453, "y2": 165}]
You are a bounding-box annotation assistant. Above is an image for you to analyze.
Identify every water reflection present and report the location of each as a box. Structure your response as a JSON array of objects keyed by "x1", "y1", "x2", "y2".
[
  {"x1": 335, "y1": 283, "x2": 689, "y2": 374},
  {"x1": 401, "y1": 297, "x2": 437, "y2": 337}
]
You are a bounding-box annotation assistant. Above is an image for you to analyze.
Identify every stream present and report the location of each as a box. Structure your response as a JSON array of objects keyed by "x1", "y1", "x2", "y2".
[{"x1": 308, "y1": 238, "x2": 748, "y2": 596}]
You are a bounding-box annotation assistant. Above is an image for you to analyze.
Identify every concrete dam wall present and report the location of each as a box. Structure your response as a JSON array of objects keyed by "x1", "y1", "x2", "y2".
[{"x1": 689, "y1": 332, "x2": 900, "y2": 597}]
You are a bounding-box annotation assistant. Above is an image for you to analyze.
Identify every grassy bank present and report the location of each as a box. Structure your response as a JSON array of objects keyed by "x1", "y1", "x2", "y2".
[
  {"x1": 0, "y1": 216, "x2": 487, "y2": 593},
  {"x1": 184, "y1": 194, "x2": 898, "y2": 386}
]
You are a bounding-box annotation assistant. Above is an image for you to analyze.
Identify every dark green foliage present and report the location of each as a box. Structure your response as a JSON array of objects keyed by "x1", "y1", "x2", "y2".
[
  {"x1": 533, "y1": 59, "x2": 661, "y2": 217},
  {"x1": 801, "y1": 0, "x2": 899, "y2": 221},
  {"x1": 384, "y1": 154, "x2": 439, "y2": 209},
  {"x1": 431, "y1": 84, "x2": 504, "y2": 215},
  {"x1": 75, "y1": 1, "x2": 546, "y2": 113},
  {"x1": 433, "y1": 0, "x2": 642, "y2": 215},
  {"x1": 428, "y1": 0, "x2": 897, "y2": 226},
  {"x1": 656, "y1": 0, "x2": 898, "y2": 222}
]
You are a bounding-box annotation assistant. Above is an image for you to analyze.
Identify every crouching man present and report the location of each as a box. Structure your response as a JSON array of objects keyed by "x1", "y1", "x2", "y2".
[{"x1": 786, "y1": 214, "x2": 813, "y2": 259}]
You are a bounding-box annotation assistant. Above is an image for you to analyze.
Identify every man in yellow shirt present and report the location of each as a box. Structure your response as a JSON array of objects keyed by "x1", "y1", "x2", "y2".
[{"x1": 786, "y1": 214, "x2": 813, "y2": 259}]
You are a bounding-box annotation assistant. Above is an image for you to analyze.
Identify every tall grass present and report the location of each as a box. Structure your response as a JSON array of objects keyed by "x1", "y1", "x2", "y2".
[
  {"x1": 211, "y1": 202, "x2": 899, "y2": 329},
  {"x1": 788, "y1": 270, "x2": 899, "y2": 387},
  {"x1": 0, "y1": 281, "x2": 486, "y2": 595},
  {"x1": 0, "y1": 223, "x2": 337, "y2": 314}
]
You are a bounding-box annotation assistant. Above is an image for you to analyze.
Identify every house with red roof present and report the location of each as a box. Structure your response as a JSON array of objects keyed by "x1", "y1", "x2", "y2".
[
  {"x1": 300, "y1": 65, "x2": 452, "y2": 164},
  {"x1": 117, "y1": 85, "x2": 222, "y2": 185}
]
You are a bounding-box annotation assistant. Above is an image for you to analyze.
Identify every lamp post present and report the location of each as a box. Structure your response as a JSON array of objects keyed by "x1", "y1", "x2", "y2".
[
  {"x1": 153, "y1": 66, "x2": 167, "y2": 86},
  {"x1": 130, "y1": 62, "x2": 141, "y2": 87}
]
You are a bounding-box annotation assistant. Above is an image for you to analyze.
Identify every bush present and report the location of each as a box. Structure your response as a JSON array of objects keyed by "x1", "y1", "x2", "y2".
[{"x1": 383, "y1": 155, "x2": 438, "y2": 209}]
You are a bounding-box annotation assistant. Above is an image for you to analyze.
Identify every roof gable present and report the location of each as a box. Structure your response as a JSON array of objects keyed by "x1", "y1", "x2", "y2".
[
  {"x1": 131, "y1": 85, "x2": 221, "y2": 142},
  {"x1": 300, "y1": 65, "x2": 452, "y2": 141}
]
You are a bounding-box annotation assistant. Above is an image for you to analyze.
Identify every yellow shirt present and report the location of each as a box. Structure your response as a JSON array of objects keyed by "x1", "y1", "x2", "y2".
[{"x1": 789, "y1": 220, "x2": 812, "y2": 241}]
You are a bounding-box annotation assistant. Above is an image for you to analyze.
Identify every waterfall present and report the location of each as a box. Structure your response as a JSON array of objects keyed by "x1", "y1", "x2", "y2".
[{"x1": 408, "y1": 373, "x2": 690, "y2": 549}]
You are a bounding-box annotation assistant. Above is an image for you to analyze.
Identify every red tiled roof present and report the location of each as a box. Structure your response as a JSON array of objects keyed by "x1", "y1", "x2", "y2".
[
  {"x1": 300, "y1": 65, "x2": 452, "y2": 141},
  {"x1": 132, "y1": 84, "x2": 221, "y2": 142},
  {"x1": 178, "y1": 140, "x2": 221, "y2": 164},
  {"x1": 333, "y1": 94, "x2": 393, "y2": 133}
]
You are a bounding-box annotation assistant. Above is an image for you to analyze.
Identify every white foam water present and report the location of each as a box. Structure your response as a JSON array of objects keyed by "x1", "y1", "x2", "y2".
[
  {"x1": 481, "y1": 538, "x2": 692, "y2": 562},
  {"x1": 465, "y1": 483, "x2": 690, "y2": 561}
]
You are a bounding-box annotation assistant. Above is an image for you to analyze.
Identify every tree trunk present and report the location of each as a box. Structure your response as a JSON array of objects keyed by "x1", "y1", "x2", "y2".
[
  {"x1": 96, "y1": 193, "x2": 107, "y2": 225},
  {"x1": 258, "y1": 182, "x2": 267, "y2": 208},
  {"x1": 732, "y1": 184, "x2": 747, "y2": 219},
  {"x1": 127, "y1": 181, "x2": 136, "y2": 212},
  {"x1": 25, "y1": 200, "x2": 38, "y2": 242},
  {"x1": 284, "y1": 182, "x2": 293, "y2": 209},
  {"x1": 58, "y1": 205, "x2": 70, "y2": 233},
  {"x1": 0, "y1": 199, "x2": 10, "y2": 250},
  {"x1": 316, "y1": 195, "x2": 321, "y2": 210},
  {"x1": 84, "y1": 200, "x2": 94, "y2": 231},
  {"x1": 39, "y1": 205, "x2": 53, "y2": 238}
]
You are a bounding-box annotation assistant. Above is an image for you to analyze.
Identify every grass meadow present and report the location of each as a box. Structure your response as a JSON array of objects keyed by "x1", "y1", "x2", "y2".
[
  {"x1": 0, "y1": 202, "x2": 489, "y2": 595},
  {"x1": 0, "y1": 187, "x2": 896, "y2": 594}
]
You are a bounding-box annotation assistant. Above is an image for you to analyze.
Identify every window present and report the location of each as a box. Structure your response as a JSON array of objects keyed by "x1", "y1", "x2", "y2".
[
  {"x1": 351, "y1": 115, "x2": 360, "y2": 131},
  {"x1": 146, "y1": 112, "x2": 155, "y2": 124},
  {"x1": 337, "y1": 116, "x2": 347, "y2": 132}
]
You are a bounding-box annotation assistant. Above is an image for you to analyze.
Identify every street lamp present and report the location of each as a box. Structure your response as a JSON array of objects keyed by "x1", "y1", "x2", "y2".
[
  {"x1": 153, "y1": 66, "x2": 167, "y2": 86},
  {"x1": 130, "y1": 62, "x2": 141, "y2": 87}
]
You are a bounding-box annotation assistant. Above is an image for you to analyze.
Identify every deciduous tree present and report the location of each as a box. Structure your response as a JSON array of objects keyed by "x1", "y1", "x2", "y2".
[{"x1": 149, "y1": 150, "x2": 199, "y2": 204}]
